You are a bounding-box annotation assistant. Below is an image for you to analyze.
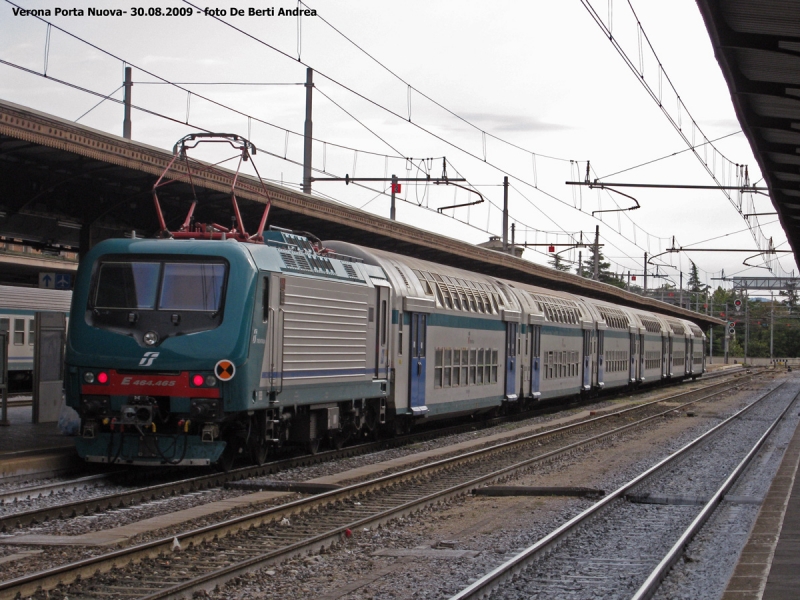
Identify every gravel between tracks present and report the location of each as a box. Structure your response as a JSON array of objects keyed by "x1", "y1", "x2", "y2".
[
  {"x1": 209, "y1": 376, "x2": 789, "y2": 600},
  {"x1": 0, "y1": 374, "x2": 770, "y2": 591}
]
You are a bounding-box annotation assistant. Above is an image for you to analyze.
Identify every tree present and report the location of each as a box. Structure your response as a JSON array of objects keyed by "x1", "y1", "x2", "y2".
[
  {"x1": 548, "y1": 254, "x2": 572, "y2": 272},
  {"x1": 781, "y1": 280, "x2": 799, "y2": 314},
  {"x1": 582, "y1": 243, "x2": 625, "y2": 288},
  {"x1": 686, "y1": 261, "x2": 707, "y2": 293}
]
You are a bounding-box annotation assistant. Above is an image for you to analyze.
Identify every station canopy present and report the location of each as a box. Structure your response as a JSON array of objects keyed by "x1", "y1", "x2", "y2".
[
  {"x1": 697, "y1": 0, "x2": 800, "y2": 267},
  {"x1": 0, "y1": 98, "x2": 722, "y2": 327}
]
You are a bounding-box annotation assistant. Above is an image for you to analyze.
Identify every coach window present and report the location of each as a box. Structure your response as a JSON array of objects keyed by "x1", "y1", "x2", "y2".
[
  {"x1": 469, "y1": 349, "x2": 477, "y2": 384},
  {"x1": 398, "y1": 312, "x2": 403, "y2": 354},
  {"x1": 0, "y1": 318, "x2": 8, "y2": 333},
  {"x1": 28, "y1": 319, "x2": 35, "y2": 345},
  {"x1": 477, "y1": 349, "x2": 484, "y2": 384},
  {"x1": 14, "y1": 319, "x2": 24, "y2": 345},
  {"x1": 434, "y1": 349, "x2": 443, "y2": 388},
  {"x1": 268, "y1": 277, "x2": 269, "y2": 323},
  {"x1": 444, "y1": 349, "x2": 452, "y2": 387},
  {"x1": 380, "y1": 300, "x2": 387, "y2": 346}
]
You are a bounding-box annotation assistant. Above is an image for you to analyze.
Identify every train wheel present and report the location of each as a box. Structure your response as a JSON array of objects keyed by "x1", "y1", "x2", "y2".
[
  {"x1": 217, "y1": 443, "x2": 236, "y2": 472},
  {"x1": 250, "y1": 437, "x2": 268, "y2": 465},
  {"x1": 249, "y1": 412, "x2": 270, "y2": 465},
  {"x1": 332, "y1": 431, "x2": 348, "y2": 450}
]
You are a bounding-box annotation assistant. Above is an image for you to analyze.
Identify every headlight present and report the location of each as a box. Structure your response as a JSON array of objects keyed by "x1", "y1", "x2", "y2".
[
  {"x1": 143, "y1": 331, "x2": 159, "y2": 346},
  {"x1": 84, "y1": 372, "x2": 95, "y2": 384}
]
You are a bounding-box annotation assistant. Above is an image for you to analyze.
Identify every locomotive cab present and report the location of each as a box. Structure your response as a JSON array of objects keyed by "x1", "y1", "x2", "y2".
[{"x1": 67, "y1": 238, "x2": 256, "y2": 466}]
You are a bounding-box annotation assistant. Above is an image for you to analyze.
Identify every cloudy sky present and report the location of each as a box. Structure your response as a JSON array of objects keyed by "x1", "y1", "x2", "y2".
[{"x1": 1, "y1": 0, "x2": 793, "y2": 293}]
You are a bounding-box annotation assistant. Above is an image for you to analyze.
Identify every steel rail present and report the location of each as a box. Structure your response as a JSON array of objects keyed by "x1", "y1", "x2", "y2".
[
  {"x1": 0, "y1": 371, "x2": 757, "y2": 599},
  {"x1": 0, "y1": 369, "x2": 747, "y2": 532},
  {"x1": 138, "y1": 376, "x2": 756, "y2": 599},
  {"x1": 631, "y1": 386, "x2": 798, "y2": 599},
  {"x1": 448, "y1": 379, "x2": 790, "y2": 600}
]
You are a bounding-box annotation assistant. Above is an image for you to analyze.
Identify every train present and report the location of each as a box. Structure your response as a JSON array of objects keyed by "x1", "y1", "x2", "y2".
[
  {"x1": 65, "y1": 227, "x2": 706, "y2": 468},
  {"x1": 0, "y1": 285, "x2": 72, "y2": 390}
]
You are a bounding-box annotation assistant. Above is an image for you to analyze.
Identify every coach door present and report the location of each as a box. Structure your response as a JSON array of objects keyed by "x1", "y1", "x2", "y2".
[
  {"x1": 596, "y1": 330, "x2": 605, "y2": 388},
  {"x1": 505, "y1": 322, "x2": 518, "y2": 401},
  {"x1": 409, "y1": 313, "x2": 427, "y2": 414},
  {"x1": 661, "y1": 336, "x2": 669, "y2": 378},
  {"x1": 530, "y1": 325, "x2": 541, "y2": 399},
  {"x1": 375, "y1": 285, "x2": 390, "y2": 379},
  {"x1": 582, "y1": 330, "x2": 592, "y2": 391},
  {"x1": 639, "y1": 334, "x2": 645, "y2": 382},
  {"x1": 629, "y1": 333, "x2": 637, "y2": 383},
  {"x1": 685, "y1": 337, "x2": 691, "y2": 375}
]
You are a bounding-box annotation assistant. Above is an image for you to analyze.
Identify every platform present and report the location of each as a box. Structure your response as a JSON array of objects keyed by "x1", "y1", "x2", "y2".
[
  {"x1": 0, "y1": 406, "x2": 79, "y2": 481},
  {"x1": 723, "y1": 404, "x2": 800, "y2": 599}
]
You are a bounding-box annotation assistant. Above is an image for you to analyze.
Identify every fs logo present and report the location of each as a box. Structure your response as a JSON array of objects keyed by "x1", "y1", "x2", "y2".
[{"x1": 139, "y1": 351, "x2": 160, "y2": 367}]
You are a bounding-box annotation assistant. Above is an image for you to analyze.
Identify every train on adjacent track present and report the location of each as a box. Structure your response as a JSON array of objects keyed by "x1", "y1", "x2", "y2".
[
  {"x1": 65, "y1": 228, "x2": 707, "y2": 468},
  {"x1": 0, "y1": 284, "x2": 72, "y2": 391}
]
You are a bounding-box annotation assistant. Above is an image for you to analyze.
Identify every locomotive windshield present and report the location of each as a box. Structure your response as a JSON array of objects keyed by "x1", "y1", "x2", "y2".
[
  {"x1": 94, "y1": 260, "x2": 227, "y2": 312},
  {"x1": 95, "y1": 262, "x2": 160, "y2": 309}
]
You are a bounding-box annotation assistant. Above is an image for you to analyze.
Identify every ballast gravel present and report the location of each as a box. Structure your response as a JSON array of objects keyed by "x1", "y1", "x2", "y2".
[
  {"x1": 0, "y1": 372, "x2": 773, "y2": 592},
  {"x1": 211, "y1": 376, "x2": 791, "y2": 600}
]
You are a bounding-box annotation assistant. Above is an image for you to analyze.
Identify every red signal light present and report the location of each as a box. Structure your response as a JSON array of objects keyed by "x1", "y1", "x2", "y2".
[
  {"x1": 548, "y1": 245, "x2": 555, "y2": 253},
  {"x1": 97, "y1": 372, "x2": 109, "y2": 384},
  {"x1": 192, "y1": 374, "x2": 205, "y2": 387}
]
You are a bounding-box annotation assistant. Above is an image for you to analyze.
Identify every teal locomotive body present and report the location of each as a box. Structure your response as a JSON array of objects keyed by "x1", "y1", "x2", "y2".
[{"x1": 66, "y1": 230, "x2": 388, "y2": 466}]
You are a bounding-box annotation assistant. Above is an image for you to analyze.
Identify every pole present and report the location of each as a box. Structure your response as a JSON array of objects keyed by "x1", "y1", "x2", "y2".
[
  {"x1": 770, "y1": 293, "x2": 774, "y2": 360},
  {"x1": 578, "y1": 251, "x2": 582, "y2": 277},
  {"x1": 724, "y1": 302, "x2": 729, "y2": 364},
  {"x1": 502, "y1": 176, "x2": 509, "y2": 253},
  {"x1": 644, "y1": 253, "x2": 648, "y2": 293},
  {"x1": 679, "y1": 272, "x2": 683, "y2": 308},
  {"x1": 627, "y1": 271, "x2": 631, "y2": 291},
  {"x1": 390, "y1": 174, "x2": 397, "y2": 221},
  {"x1": 744, "y1": 294, "x2": 749, "y2": 364},
  {"x1": 122, "y1": 66, "x2": 132, "y2": 139},
  {"x1": 302, "y1": 68, "x2": 314, "y2": 195},
  {"x1": 511, "y1": 222, "x2": 515, "y2": 256},
  {"x1": 0, "y1": 332, "x2": 7, "y2": 426},
  {"x1": 709, "y1": 301, "x2": 714, "y2": 364},
  {"x1": 593, "y1": 225, "x2": 599, "y2": 280}
]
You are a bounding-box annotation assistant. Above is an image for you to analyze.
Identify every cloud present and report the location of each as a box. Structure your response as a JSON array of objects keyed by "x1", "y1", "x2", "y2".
[
  {"x1": 701, "y1": 118, "x2": 741, "y2": 131},
  {"x1": 458, "y1": 112, "x2": 571, "y2": 133}
]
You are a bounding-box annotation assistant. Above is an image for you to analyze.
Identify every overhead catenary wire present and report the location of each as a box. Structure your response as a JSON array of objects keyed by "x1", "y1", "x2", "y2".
[
  {"x1": 5, "y1": 1, "x2": 791, "y2": 286},
  {"x1": 8, "y1": 0, "x2": 708, "y2": 279},
  {"x1": 1, "y1": 0, "x2": 415, "y2": 164},
  {"x1": 578, "y1": 0, "x2": 772, "y2": 256},
  {"x1": 176, "y1": 0, "x2": 704, "y2": 267},
  {"x1": 298, "y1": 0, "x2": 572, "y2": 164},
  {"x1": 598, "y1": 130, "x2": 744, "y2": 180}
]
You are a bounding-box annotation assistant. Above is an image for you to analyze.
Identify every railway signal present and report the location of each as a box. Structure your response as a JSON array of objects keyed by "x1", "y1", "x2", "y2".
[{"x1": 734, "y1": 299, "x2": 742, "y2": 312}]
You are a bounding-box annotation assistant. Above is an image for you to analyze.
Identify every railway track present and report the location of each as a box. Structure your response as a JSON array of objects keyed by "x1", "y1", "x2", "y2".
[
  {"x1": 0, "y1": 369, "x2": 753, "y2": 533},
  {"x1": 447, "y1": 379, "x2": 797, "y2": 600},
  {"x1": 0, "y1": 370, "x2": 766, "y2": 599}
]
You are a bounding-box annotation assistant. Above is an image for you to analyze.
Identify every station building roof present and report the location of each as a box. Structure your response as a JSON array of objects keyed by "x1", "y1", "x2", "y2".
[
  {"x1": 697, "y1": 0, "x2": 800, "y2": 267},
  {"x1": 0, "y1": 98, "x2": 722, "y2": 327}
]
